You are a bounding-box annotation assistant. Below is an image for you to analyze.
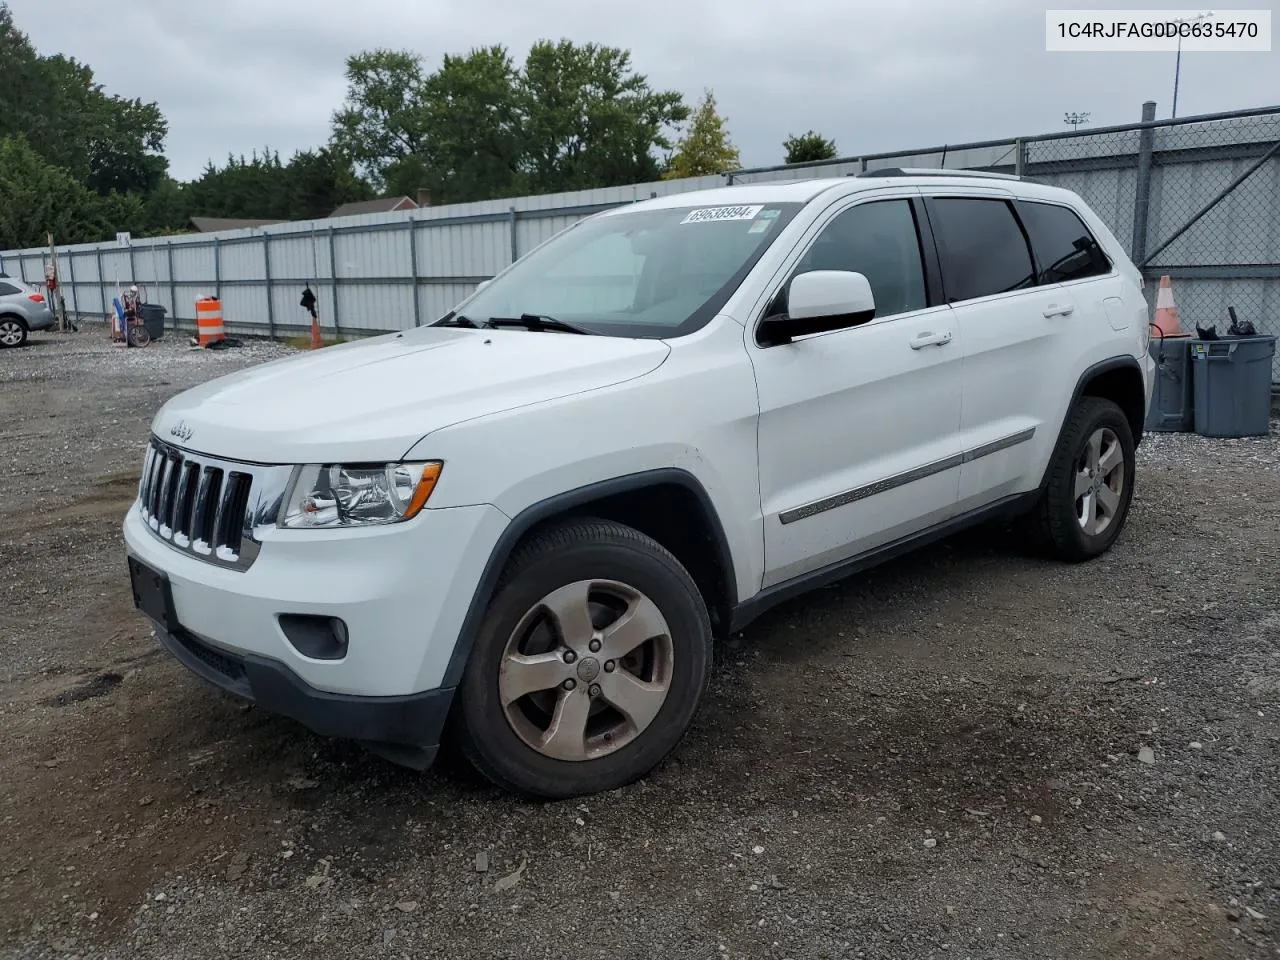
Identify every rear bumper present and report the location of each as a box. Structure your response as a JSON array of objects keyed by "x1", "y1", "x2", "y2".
[
  {"x1": 27, "y1": 310, "x2": 56, "y2": 331},
  {"x1": 154, "y1": 621, "x2": 453, "y2": 769}
]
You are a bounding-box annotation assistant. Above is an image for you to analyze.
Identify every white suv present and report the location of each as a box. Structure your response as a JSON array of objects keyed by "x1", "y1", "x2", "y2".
[{"x1": 124, "y1": 170, "x2": 1154, "y2": 798}]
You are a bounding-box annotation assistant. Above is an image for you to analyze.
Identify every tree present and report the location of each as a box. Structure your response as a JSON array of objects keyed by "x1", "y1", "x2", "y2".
[
  {"x1": 518, "y1": 40, "x2": 687, "y2": 193},
  {"x1": 330, "y1": 49, "x2": 429, "y2": 190},
  {"x1": 330, "y1": 40, "x2": 688, "y2": 203},
  {"x1": 0, "y1": 4, "x2": 168, "y2": 195},
  {"x1": 0, "y1": 134, "x2": 145, "y2": 248},
  {"x1": 784, "y1": 130, "x2": 838, "y2": 165},
  {"x1": 662, "y1": 89, "x2": 740, "y2": 180},
  {"x1": 179, "y1": 148, "x2": 372, "y2": 222}
]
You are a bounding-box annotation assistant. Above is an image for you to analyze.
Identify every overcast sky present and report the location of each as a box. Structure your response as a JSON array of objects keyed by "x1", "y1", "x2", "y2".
[{"x1": 10, "y1": 0, "x2": 1277, "y2": 182}]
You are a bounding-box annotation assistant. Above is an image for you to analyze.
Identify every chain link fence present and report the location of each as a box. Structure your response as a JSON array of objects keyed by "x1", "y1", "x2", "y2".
[
  {"x1": 1025, "y1": 107, "x2": 1280, "y2": 381},
  {"x1": 728, "y1": 104, "x2": 1280, "y2": 382}
]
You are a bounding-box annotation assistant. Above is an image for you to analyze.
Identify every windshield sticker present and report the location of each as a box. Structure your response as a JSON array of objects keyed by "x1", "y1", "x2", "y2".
[
  {"x1": 681, "y1": 204, "x2": 764, "y2": 224},
  {"x1": 748, "y1": 219, "x2": 774, "y2": 234},
  {"x1": 756, "y1": 209, "x2": 781, "y2": 220}
]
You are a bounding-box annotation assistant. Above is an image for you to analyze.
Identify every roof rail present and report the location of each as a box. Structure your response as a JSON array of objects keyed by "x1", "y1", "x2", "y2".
[{"x1": 853, "y1": 167, "x2": 1024, "y2": 181}]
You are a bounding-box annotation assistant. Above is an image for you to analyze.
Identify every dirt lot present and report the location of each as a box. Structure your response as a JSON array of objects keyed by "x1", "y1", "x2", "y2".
[{"x1": 2, "y1": 328, "x2": 1279, "y2": 960}]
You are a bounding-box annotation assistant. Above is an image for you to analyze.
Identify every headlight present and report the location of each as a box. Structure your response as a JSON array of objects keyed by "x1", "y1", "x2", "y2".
[{"x1": 280, "y1": 461, "x2": 443, "y2": 529}]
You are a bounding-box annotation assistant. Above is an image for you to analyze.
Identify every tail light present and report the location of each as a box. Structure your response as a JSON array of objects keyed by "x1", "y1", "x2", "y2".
[{"x1": 27, "y1": 293, "x2": 45, "y2": 303}]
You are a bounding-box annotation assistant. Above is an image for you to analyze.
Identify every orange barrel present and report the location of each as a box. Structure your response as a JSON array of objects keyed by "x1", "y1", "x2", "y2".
[{"x1": 195, "y1": 297, "x2": 225, "y2": 347}]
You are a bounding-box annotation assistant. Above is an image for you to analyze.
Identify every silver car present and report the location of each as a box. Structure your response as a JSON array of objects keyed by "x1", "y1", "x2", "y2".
[{"x1": 0, "y1": 274, "x2": 56, "y2": 347}]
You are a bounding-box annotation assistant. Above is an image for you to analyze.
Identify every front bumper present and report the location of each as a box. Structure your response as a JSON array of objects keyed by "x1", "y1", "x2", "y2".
[
  {"x1": 153, "y1": 619, "x2": 452, "y2": 768},
  {"x1": 123, "y1": 496, "x2": 510, "y2": 762}
]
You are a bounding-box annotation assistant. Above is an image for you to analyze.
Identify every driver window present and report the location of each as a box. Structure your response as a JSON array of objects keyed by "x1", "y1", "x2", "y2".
[{"x1": 773, "y1": 199, "x2": 928, "y2": 320}]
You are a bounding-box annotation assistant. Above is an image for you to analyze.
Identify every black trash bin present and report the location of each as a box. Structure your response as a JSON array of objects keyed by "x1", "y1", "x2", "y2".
[
  {"x1": 1189, "y1": 335, "x2": 1277, "y2": 438},
  {"x1": 137, "y1": 303, "x2": 166, "y2": 342},
  {"x1": 1144, "y1": 335, "x2": 1195, "y2": 432}
]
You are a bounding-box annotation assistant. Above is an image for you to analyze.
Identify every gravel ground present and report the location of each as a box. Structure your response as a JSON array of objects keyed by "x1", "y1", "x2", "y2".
[{"x1": 2, "y1": 328, "x2": 1279, "y2": 960}]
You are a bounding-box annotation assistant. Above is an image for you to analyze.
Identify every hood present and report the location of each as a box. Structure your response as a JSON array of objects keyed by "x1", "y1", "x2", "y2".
[{"x1": 153, "y1": 327, "x2": 671, "y2": 464}]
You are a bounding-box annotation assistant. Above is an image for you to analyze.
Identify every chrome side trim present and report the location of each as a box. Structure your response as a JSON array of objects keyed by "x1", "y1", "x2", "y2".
[
  {"x1": 778, "y1": 427, "x2": 1037, "y2": 525},
  {"x1": 961, "y1": 427, "x2": 1037, "y2": 463}
]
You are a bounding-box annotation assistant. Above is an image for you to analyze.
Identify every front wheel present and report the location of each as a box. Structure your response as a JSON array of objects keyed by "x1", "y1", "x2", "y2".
[
  {"x1": 1033, "y1": 397, "x2": 1137, "y2": 562},
  {"x1": 454, "y1": 519, "x2": 713, "y2": 799},
  {"x1": 127, "y1": 324, "x2": 151, "y2": 347}
]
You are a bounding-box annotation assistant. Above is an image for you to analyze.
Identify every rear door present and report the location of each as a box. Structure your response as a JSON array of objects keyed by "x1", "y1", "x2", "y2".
[{"x1": 924, "y1": 192, "x2": 1099, "y2": 511}]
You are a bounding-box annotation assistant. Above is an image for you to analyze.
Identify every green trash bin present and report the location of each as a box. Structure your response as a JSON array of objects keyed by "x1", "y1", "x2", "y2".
[{"x1": 1189, "y1": 335, "x2": 1276, "y2": 438}]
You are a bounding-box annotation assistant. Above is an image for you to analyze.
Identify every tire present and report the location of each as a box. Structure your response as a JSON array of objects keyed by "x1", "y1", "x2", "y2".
[
  {"x1": 0, "y1": 316, "x2": 28, "y2": 348},
  {"x1": 454, "y1": 518, "x2": 713, "y2": 799},
  {"x1": 1033, "y1": 397, "x2": 1136, "y2": 562},
  {"x1": 127, "y1": 324, "x2": 151, "y2": 347}
]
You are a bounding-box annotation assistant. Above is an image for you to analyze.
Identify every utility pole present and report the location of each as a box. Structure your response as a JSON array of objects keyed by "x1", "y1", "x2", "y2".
[
  {"x1": 1172, "y1": 11, "x2": 1214, "y2": 118},
  {"x1": 1064, "y1": 111, "x2": 1091, "y2": 131}
]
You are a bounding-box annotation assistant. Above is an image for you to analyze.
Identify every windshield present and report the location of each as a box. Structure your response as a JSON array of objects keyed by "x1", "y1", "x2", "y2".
[{"x1": 439, "y1": 202, "x2": 804, "y2": 338}]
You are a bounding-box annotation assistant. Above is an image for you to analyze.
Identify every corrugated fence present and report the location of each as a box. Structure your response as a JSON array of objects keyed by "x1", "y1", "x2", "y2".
[{"x1": 3, "y1": 102, "x2": 1278, "y2": 380}]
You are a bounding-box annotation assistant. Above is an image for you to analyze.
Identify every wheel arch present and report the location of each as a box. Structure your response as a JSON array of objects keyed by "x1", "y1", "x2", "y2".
[
  {"x1": 1038, "y1": 356, "x2": 1145, "y2": 492},
  {"x1": 440, "y1": 468, "x2": 737, "y2": 688}
]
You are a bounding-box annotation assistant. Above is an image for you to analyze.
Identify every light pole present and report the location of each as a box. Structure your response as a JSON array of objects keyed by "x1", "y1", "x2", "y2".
[
  {"x1": 1064, "y1": 111, "x2": 1091, "y2": 131},
  {"x1": 1172, "y1": 11, "x2": 1213, "y2": 118}
]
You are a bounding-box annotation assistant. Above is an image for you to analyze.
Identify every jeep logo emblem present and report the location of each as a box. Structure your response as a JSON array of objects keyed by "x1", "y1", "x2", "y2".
[{"x1": 169, "y1": 420, "x2": 193, "y2": 442}]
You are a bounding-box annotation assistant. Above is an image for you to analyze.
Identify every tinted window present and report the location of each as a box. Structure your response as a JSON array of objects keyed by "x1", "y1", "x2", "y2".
[
  {"x1": 930, "y1": 198, "x2": 1035, "y2": 302},
  {"x1": 788, "y1": 199, "x2": 927, "y2": 318},
  {"x1": 0, "y1": 282, "x2": 22, "y2": 296},
  {"x1": 1017, "y1": 201, "x2": 1111, "y2": 284}
]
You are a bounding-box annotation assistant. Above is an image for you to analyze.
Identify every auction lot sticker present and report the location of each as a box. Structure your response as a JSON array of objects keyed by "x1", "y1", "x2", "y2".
[{"x1": 681, "y1": 205, "x2": 764, "y2": 224}]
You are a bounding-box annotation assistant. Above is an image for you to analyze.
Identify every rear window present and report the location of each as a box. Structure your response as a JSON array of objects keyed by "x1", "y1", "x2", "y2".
[
  {"x1": 1016, "y1": 200, "x2": 1112, "y2": 284},
  {"x1": 929, "y1": 198, "x2": 1036, "y2": 302}
]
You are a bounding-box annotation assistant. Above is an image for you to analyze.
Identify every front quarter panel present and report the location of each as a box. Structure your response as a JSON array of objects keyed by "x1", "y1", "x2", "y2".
[{"x1": 404, "y1": 315, "x2": 766, "y2": 605}]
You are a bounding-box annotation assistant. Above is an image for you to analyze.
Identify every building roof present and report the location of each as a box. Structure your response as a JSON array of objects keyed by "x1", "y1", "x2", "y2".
[
  {"x1": 329, "y1": 197, "x2": 418, "y2": 218},
  {"x1": 189, "y1": 216, "x2": 286, "y2": 233}
]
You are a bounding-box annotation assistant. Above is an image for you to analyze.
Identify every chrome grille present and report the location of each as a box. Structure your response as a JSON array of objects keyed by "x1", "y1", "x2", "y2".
[{"x1": 136, "y1": 437, "x2": 292, "y2": 571}]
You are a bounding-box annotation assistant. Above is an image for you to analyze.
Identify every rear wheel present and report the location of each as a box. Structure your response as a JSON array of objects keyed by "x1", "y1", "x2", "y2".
[
  {"x1": 0, "y1": 316, "x2": 27, "y2": 348},
  {"x1": 1033, "y1": 397, "x2": 1136, "y2": 561},
  {"x1": 455, "y1": 518, "x2": 713, "y2": 799},
  {"x1": 127, "y1": 323, "x2": 151, "y2": 347}
]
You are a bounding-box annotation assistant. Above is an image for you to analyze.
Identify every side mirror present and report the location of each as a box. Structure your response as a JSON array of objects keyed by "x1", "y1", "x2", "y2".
[{"x1": 758, "y1": 270, "x2": 876, "y2": 346}]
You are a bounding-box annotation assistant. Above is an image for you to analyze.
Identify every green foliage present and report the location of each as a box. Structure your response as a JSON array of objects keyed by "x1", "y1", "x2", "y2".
[
  {"x1": 519, "y1": 40, "x2": 688, "y2": 193},
  {"x1": 330, "y1": 39, "x2": 688, "y2": 203},
  {"x1": 180, "y1": 147, "x2": 372, "y2": 222},
  {"x1": 0, "y1": 7, "x2": 168, "y2": 195},
  {"x1": 0, "y1": 134, "x2": 144, "y2": 248},
  {"x1": 783, "y1": 130, "x2": 838, "y2": 165},
  {"x1": 662, "y1": 89, "x2": 740, "y2": 180}
]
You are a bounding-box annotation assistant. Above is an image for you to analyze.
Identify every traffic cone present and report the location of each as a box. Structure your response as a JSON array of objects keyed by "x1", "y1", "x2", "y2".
[{"x1": 1152, "y1": 275, "x2": 1182, "y2": 337}]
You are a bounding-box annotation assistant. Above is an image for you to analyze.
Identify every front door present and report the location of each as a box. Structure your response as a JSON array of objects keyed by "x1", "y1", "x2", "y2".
[{"x1": 748, "y1": 194, "x2": 965, "y2": 589}]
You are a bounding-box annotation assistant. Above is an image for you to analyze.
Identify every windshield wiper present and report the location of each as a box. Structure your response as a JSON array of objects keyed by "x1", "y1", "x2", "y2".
[
  {"x1": 435, "y1": 314, "x2": 484, "y2": 328},
  {"x1": 486, "y1": 313, "x2": 593, "y2": 335}
]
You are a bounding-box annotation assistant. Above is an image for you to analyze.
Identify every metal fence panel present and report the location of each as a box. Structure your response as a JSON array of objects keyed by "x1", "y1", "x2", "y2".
[
  {"x1": 419, "y1": 221, "x2": 508, "y2": 278},
  {"x1": 337, "y1": 282, "x2": 414, "y2": 333}
]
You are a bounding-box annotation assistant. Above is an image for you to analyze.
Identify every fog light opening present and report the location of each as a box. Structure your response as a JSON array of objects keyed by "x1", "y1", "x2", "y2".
[{"x1": 278, "y1": 614, "x2": 350, "y2": 661}]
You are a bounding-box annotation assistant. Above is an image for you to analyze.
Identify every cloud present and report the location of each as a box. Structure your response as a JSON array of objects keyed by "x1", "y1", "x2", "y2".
[{"x1": 9, "y1": 0, "x2": 1276, "y2": 181}]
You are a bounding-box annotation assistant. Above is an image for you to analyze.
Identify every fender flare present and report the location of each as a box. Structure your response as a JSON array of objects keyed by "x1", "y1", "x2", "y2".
[
  {"x1": 439, "y1": 467, "x2": 737, "y2": 688},
  {"x1": 1035, "y1": 355, "x2": 1145, "y2": 493}
]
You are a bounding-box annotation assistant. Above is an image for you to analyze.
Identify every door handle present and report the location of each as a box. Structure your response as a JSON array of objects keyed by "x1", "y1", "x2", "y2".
[
  {"x1": 1043, "y1": 303, "x2": 1074, "y2": 318},
  {"x1": 910, "y1": 330, "x2": 953, "y2": 350}
]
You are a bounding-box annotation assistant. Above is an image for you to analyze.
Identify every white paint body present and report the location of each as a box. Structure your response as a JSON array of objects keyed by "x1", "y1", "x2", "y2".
[{"x1": 123, "y1": 174, "x2": 1154, "y2": 698}]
